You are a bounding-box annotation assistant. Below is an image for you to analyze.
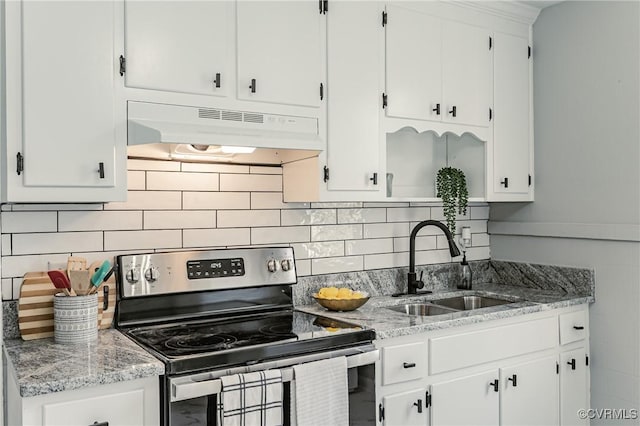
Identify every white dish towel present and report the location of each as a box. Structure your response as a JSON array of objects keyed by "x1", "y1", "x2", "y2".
[
  {"x1": 291, "y1": 356, "x2": 349, "y2": 426},
  {"x1": 219, "y1": 369, "x2": 283, "y2": 426}
]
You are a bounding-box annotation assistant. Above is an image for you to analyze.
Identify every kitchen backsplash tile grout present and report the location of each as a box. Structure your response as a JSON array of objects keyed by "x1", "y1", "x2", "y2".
[{"x1": 0, "y1": 159, "x2": 491, "y2": 300}]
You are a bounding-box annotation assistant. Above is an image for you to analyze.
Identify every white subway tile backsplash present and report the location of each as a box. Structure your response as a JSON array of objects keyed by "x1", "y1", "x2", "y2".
[
  {"x1": 295, "y1": 259, "x2": 311, "y2": 277},
  {"x1": 364, "y1": 222, "x2": 410, "y2": 239},
  {"x1": 345, "y1": 238, "x2": 393, "y2": 256},
  {"x1": 183, "y1": 192, "x2": 250, "y2": 210},
  {"x1": 281, "y1": 209, "x2": 336, "y2": 226},
  {"x1": 470, "y1": 205, "x2": 490, "y2": 220},
  {"x1": 105, "y1": 230, "x2": 182, "y2": 251},
  {"x1": 218, "y1": 210, "x2": 280, "y2": 228},
  {"x1": 182, "y1": 163, "x2": 250, "y2": 174},
  {"x1": 337, "y1": 208, "x2": 386, "y2": 224},
  {"x1": 251, "y1": 193, "x2": 310, "y2": 210},
  {"x1": 105, "y1": 191, "x2": 182, "y2": 210},
  {"x1": 311, "y1": 224, "x2": 362, "y2": 241},
  {"x1": 251, "y1": 226, "x2": 310, "y2": 244},
  {"x1": 1, "y1": 211, "x2": 57, "y2": 233},
  {"x1": 250, "y1": 166, "x2": 282, "y2": 175},
  {"x1": 311, "y1": 256, "x2": 363, "y2": 275},
  {"x1": 364, "y1": 252, "x2": 408, "y2": 269},
  {"x1": 220, "y1": 174, "x2": 282, "y2": 192},
  {"x1": 472, "y1": 233, "x2": 490, "y2": 247},
  {"x1": 2, "y1": 254, "x2": 71, "y2": 278},
  {"x1": 2, "y1": 279, "x2": 13, "y2": 301},
  {"x1": 0, "y1": 159, "x2": 491, "y2": 300},
  {"x1": 147, "y1": 171, "x2": 219, "y2": 191},
  {"x1": 393, "y1": 235, "x2": 437, "y2": 252},
  {"x1": 13, "y1": 232, "x2": 103, "y2": 255},
  {"x1": 431, "y1": 207, "x2": 470, "y2": 221},
  {"x1": 387, "y1": 207, "x2": 430, "y2": 222},
  {"x1": 59, "y1": 211, "x2": 142, "y2": 232},
  {"x1": 184, "y1": 228, "x2": 251, "y2": 248},
  {"x1": 127, "y1": 159, "x2": 181, "y2": 171},
  {"x1": 128, "y1": 170, "x2": 146, "y2": 190},
  {"x1": 291, "y1": 241, "x2": 344, "y2": 259},
  {"x1": 1, "y1": 235, "x2": 11, "y2": 255},
  {"x1": 144, "y1": 211, "x2": 216, "y2": 230}
]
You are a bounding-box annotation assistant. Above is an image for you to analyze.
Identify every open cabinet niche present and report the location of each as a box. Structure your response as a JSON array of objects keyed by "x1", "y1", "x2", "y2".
[{"x1": 385, "y1": 128, "x2": 485, "y2": 200}]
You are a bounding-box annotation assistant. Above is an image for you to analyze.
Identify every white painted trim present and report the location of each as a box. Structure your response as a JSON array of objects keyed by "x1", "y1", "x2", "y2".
[
  {"x1": 488, "y1": 221, "x2": 640, "y2": 242},
  {"x1": 453, "y1": 1, "x2": 541, "y2": 25}
]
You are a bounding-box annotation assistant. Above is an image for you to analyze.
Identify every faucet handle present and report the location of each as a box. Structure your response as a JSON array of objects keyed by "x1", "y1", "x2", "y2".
[{"x1": 416, "y1": 271, "x2": 425, "y2": 289}]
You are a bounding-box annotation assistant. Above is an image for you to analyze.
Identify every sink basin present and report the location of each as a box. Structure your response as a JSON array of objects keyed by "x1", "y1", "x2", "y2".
[
  {"x1": 430, "y1": 296, "x2": 514, "y2": 310},
  {"x1": 386, "y1": 303, "x2": 457, "y2": 316}
]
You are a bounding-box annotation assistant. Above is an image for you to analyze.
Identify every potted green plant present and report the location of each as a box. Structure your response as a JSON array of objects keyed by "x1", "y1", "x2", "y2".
[{"x1": 436, "y1": 167, "x2": 468, "y2": 235}]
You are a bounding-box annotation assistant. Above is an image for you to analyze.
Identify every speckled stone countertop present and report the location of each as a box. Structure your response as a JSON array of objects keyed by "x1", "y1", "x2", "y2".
[
  {"x1": 296, "y1": 283, "x2": 594, "y2": 339},
  {"x1": 4, "y1": 329, "x2": 165, "y2": 398}
]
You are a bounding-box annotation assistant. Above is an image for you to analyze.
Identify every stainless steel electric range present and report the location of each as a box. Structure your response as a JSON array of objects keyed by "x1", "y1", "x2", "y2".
[{"x1": 114, "y1": 247, "x2": 377, "y2": 426}]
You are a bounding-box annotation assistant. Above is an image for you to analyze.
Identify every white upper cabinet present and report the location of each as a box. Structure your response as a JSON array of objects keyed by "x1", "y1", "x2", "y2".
[
  {"x1": 237, "y1": 1, "x2": 322, "y2": 108},
  {"x1": 385, "y1": 5, "x2": 442, "y2": 122},
  {"x1": 384, "y1": 6, "x2": 492, "y2": 129},
  {"x1": 2, "y1": 0, "x2": 126, "y2": 202},
  {"x1": 491, "y1": 32, "x2": 532, "y2": 200},
  {"x1": 326, "y1": 1, "x2": 381, "y2": 192},
  {"x1": 124, "y1": 1, "x2": 232, "y2": 97},
  {"x1": 441, "y1": 20, "x2": 492, "y2": 127}
]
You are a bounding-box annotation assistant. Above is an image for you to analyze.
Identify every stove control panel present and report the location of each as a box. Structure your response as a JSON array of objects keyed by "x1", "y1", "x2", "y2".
[
  {"x1": 117, "y1": 247, "x2": 297, "y2": 298},
  {"x1": 187, "y1": 258, "x2": 245, "y2": 279}
]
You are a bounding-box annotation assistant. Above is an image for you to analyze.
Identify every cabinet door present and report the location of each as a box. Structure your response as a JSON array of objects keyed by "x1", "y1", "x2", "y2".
[
  {"x1": 442, "y1": 20, "x2": 492, "y2": 127},
  {"x1": 431, "y1": 370, "x2": 499, "y2": 426},
  {"x1": 500, "y1": 356, "x2": 559, "y2": 426},
  {"x1": 493, "y1": 32, "x2": 531, "y2": 195},
  {"x1": 42, "y1": 389, "x2": 144, "y2": 426},
  {"x1": 385, "y1": 5, "x2": 442, "y2": 122},
  {"x1": 19, "y1": 1, "x2": 119, "y2": 189},
  {"x1": 237, "y1": 1, "x2": 321, "y2": 108},
  {"x1": 326, "y1": 1, "x2": 380, "y2": 191},
  {"x1": 560, "y1": 349, "x2": 589, "y2": 426},
  {"x1": 383, "y1": 388, "x2": 428, "y2": 426},
  {"x1": 124, "y1": 1, "x2": 232, "y2": 97}
]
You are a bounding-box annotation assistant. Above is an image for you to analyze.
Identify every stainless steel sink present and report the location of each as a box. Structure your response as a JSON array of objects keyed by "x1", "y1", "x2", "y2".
[
  {"x1": 430, "y1": 296, "x2": 514, "y2": 311},
  {"x1": 386, "y1": 303, "x2": 457, "y2": 316}
]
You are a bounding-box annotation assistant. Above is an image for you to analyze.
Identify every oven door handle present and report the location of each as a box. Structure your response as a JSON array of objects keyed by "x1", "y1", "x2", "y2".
[{"x1": 171, "y1": 349, "x2": 380, "y2": 402}]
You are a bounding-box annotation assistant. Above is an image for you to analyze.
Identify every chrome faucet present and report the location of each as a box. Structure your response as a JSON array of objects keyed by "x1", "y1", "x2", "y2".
[{"x1": 408, "y1": 220, "x2": 461, "y2": 294}]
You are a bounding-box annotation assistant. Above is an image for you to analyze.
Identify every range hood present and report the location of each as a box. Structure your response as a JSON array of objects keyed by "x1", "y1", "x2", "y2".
[{"x1": 127, "y1": 101, "x2": 322, "y2": 165}]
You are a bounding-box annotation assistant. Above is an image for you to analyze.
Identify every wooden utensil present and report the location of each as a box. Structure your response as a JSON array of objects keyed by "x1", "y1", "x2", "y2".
[
  {"x1": 19, "y1": 271, "x2": 118, "y2": 340},
  {"x1": 66, "y1": 256, "x2": 87, "y2": 276},
  {"x1": 68, "y1": 269, "x2": 90, "y2": 295}
]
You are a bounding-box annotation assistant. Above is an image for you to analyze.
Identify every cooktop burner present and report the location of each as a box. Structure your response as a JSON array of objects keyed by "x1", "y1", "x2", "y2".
[{"x1": 124, "y1": 310, "x2": 374, "y2": 374}]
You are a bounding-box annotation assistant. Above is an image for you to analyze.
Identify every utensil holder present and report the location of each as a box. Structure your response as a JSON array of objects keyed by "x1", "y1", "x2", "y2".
[{"x1": 53, "y1": 293, "x2": 98, "y2": 344}]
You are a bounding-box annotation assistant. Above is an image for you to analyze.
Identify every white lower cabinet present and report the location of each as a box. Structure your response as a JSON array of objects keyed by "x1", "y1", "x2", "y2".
[
  {"x1": 382, "y1": 388, "x2": 429, "y2": 426},
  {"x1": 500, "y1": 356, "x2": 559, "y2": 426},
  {"x1": 560, "y1": 347, "x2": 590, "y2": 426},
  {"x1": 430, "y1": 370, "x2": 499, "y2": 426},
  {"x1": 376, "y1": 304, "x2": 590, "y2": 426},
  {"x1": 7, "y1": 374, "x2": 160, "y2": 426}
]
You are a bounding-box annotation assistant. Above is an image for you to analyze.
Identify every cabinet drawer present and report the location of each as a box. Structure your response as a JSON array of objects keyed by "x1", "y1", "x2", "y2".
[
  {"x1": 42, "y1": 389, "x2": 144, "y2": 426},
  {"x1": 429, "y1": 317, "x2": 557, "y2": 374},
  {"x1": 559, "y1": 310, "x2": 587, "y2": 345},
  {"x1": 382, "y1": 342, "x2": 427, "y2": 385}
]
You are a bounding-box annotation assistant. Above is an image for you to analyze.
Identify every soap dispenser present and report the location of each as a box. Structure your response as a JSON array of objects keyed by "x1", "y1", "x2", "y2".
[{"x1": 458, "y1": 253, "x2": 472, "y2": 290}]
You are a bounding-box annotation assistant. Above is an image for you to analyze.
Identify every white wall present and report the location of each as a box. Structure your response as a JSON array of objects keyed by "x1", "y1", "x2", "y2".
[
  {"x1": 0, "y1": 159, "x2": 490, "y2": 301},
  {"x1": 490, "y1": 1, "x2": 640, "y2": 422}
]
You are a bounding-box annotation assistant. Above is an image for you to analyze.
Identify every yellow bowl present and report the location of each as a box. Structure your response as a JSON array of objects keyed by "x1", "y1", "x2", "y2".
[{"x1": 313, "y1": 293, "x2": 370, "y2": 312}]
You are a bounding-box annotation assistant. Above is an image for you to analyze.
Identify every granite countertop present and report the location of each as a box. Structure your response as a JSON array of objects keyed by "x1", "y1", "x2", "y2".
[
  {"x1": 296, "y1": 282, "x2": 594, "y2": 339},
  {"x1": 4, "y1": 329, "x2": 165, "y2": 398}
]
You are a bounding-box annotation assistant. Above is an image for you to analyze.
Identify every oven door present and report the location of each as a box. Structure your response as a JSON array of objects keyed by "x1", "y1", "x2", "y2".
[{"x1": 166, "y1": 345, "x2": 379, "y2": 426}]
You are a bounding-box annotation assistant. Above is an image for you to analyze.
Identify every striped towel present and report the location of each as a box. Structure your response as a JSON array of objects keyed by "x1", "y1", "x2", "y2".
[
  {"x1": 219, "y1": 370, "x2": 283, "y2": 426},
  {"x1": 291, "y1": 356, "x2": 349, "y2": 426}
]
